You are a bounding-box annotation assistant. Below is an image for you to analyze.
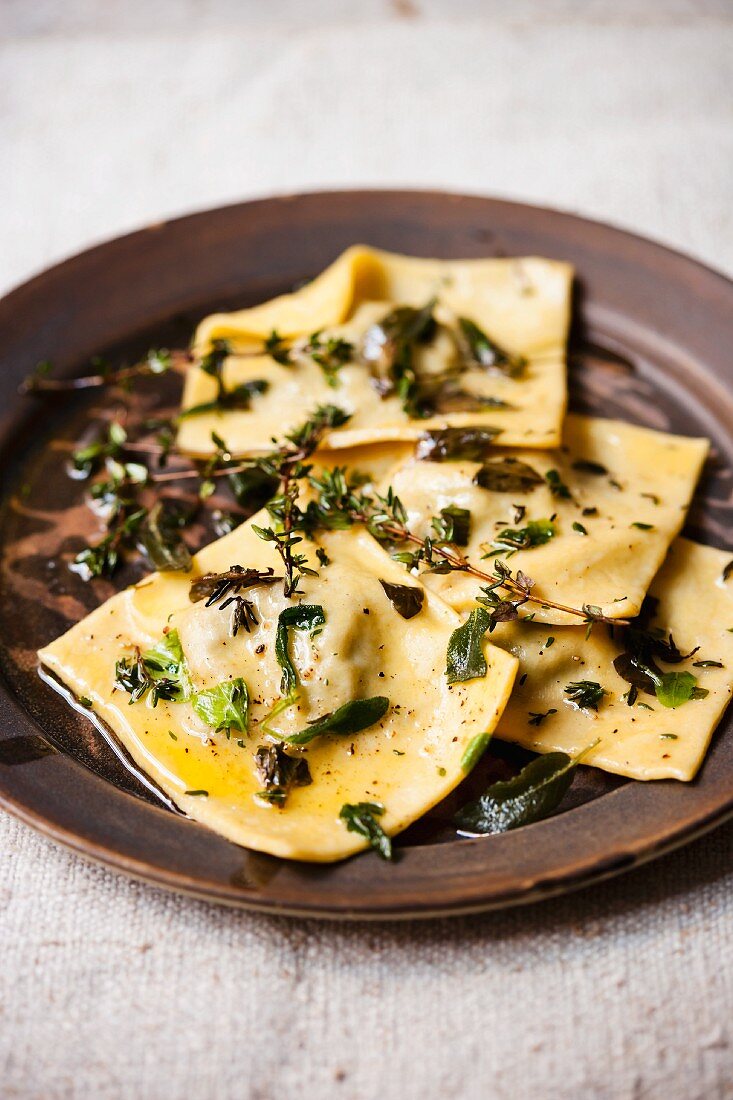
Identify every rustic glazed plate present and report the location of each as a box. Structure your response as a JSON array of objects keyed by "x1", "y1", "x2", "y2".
[{"x1": 1, "y1": 191, "x2": 732, "y2": 919}]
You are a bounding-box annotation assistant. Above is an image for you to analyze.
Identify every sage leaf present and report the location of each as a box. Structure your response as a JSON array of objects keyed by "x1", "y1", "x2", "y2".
[
  {"x1": 379, "y1": 580, "x2": 425, "y2": 619},
  {"x1": 339, "y1": 801, "x2": 392, "y2": 860},
  {"x1": 254, "y1": 743, "x2": 312, "y2": 806},
  {"x1": 455, "y1": 750, "x2": 583, "y2": 835},
  {"x1": 136, "y1": 499, "x2": 193, "y2": 573},
  {"x1": 275, "y1": 604, "x2": 326, "y2": 696},
  {"x1": 473, "y1": 458, "x2": 543, "y2": 493},
  {"x1": 456, "y1": 317, "x2": 526, "y2": 377},
  {"x1": 446, "y1": 608, "x2": 492, "y2": 684},
  {"x1": 193, "y1": 678, "x2": 249, "y2": 733},
  {"x1": 285, "y1": 696, "x2": 390, "y2": 745},
  {"x1": 416, "y1": 427, "x2": 502, "y2": 462},
  {"x1": 655, "y1": 670, "x2": 698, "y2": 709}
]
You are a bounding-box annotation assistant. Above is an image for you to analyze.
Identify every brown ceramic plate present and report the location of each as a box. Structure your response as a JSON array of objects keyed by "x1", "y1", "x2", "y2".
[{"x1": 1, "y1": 191, "x2": 732, "y2": 919}]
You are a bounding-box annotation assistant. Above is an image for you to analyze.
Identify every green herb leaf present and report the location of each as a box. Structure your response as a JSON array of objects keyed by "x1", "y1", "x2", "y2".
[
  {"x1": 339, "y1": 801, "x2": 393, "y2": 860},
  {"x1": 655, "y1": 670, "x2": 699, "y2": 709},
  {"x1": 415, "y1": 426, "x2": 502, "y2": 462},
  {"x1": 455, "y1": 749, "x2": 587, "y2": 835},
  {"x1": 285, "y1": 696, "x2": 389, "y2": 745},
  {"x1": 631, "y1": 522, "x2": 655, "y2": 531},
  {"x1": 460, "y1": 731, "x2": 492, "y2": 773},
  {"x1": 456, "y1": 317, "x2": 526, "y2": 377},
  {"x1": 253, "y1": 743, "x2": 312, "y2": 806},
  {"x1": 379, "y1": 580, "x2": 425, "y2": 619},
  {"x1": 136, "y1": 499, "x2": 193, "y2": 572},
  {"x1": 473, "y1": 457, "x2": 543, "y2": 493},
  {"x1": 492, "y1": 518, "x2": 555, "y2": 552},
  {"x1": 432, "y1": 505, "x2": 471, "y2": 546},
  {"x1": 193, "y1": 678, "x2": 249, "y2": 733},
  {"x1": 445, "y1": 608, "x2": 492, "y2": 684},
  {"x1": 275, "y1": 604, "x2": 326, "y2": 695},
  {"x1": 564, "y1": 680, "x2": 606, "y2": 711},
  {"x1": 571, "y1": 459, "x2": 608, "y2": 475},
  {"x1": 544, "y1": 469, "x2": 572, "y2": 499},
  {"x1": 572, "y1": 522, "x2": 588, "y2": 536}
]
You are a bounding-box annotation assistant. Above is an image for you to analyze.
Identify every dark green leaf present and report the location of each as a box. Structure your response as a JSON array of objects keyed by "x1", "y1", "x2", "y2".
[
  {"x1": 445, "y1": 608, "x2": 492, "y2": 684},
  {"x1": 564, "y1": 680, "x2": 606, "y2": 711},
  {"x1": 285, "y1": 696, "x2": 390, "y2": 745},
  {"x1": 136, "y1": 499, "x2": 193, "y2": 572},
  {"x1": 275, "y1": 604, "x2": 326, "y2": 695},
  {"x1": 456, "y1": 317, "x2": 526, "y2": 377},
  {"x1": 492, "y1": 518, "x2": 555, "y2": 551},
  {"x1": 254, "y1": 743, "x2": 312, "y2": 806},
  {"x1": 415, "y1": 427, "x2": 502, "y2": 462},
  {"x1": 544, "y1": 469, "x2": 572, "y2": 499},
  {"x1": 339, "y1": 801, "x2": 392, "y2": 860},
  {"x1": 379, "y1": 580, "x2": 425, "y2": 619},
  {"x1": 631, "y1": 522, "x2": 655, "y2": 531},
  {"x1": 473, "y1": 458, "x2": 543, "y2": 493},
  {"x1": 193, "y1": 678, "x2": 249, "y2": 732},
  {"x1": 571, "y1": 459, "x2": 608, "y2": 475},
  {"x1": 572, "y1": 522, "x2": 588, "y2": 536},
  {"x1": 433, "y1": 505, "x2": 471, "y2": 546},
  {"x1": 455, "y1": 750, "x2": 582, "y2": 835}
]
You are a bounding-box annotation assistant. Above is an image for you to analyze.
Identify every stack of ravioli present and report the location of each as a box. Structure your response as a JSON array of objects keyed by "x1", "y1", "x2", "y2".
[{"x1": 40, "y1": 248, "x2": 733, "y2": 861}]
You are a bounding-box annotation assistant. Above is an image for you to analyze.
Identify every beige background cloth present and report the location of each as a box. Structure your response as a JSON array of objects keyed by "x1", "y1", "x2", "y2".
[{"x1": 1, "y1": 4, "x2": 732, "y2": 1097}]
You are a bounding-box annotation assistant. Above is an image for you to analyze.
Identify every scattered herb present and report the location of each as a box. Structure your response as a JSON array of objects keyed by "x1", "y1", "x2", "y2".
[
  {"x1": 379, "y1": 580, "x2": 425, "y2": 620},
  {"x1": 631, "y1": 522, "x2": 655, "y2": 531},
  {"x1": 544, "y1": 469, "x2": 572, "y2": 500},
  {"x1": 285, "y1": 696, "x2": 390, "y2": 745},
  {"x1": 304, "y1": 331, "x2": 354, "y2": 386},
  {"x1": 564, "y1": 680, "x2": 606, "y2": 711},
  {"x1": 136, "y1": 499, "x2": 193, "y2": 572},
  {"x1": 190, "y1": 565, "x2": 281, "y2": 636},
  {"x1": 275, "y1": 604, "x2": 326, "y2": 695},
  {"x1": 455, "y1": 317, "x2": 526, "y2": 377},
  {"x1": 491, "y1": 518, "x2": 555, "y2": 553},
  {"x1": 528, "y1": 709, "x2": 556, "y2": 727},
  {"x1": 339, "y1": 801, "x2": 392, "y2": 860},
  {"x1": 361, "y1": 300, "x2": 437, "y2": 415},
  {"x1": 571, "y1": 459, "x2": 608, "y2": 476},
  {"x1": 193, "y1": 678, "x2": 249, "y2": 733},
  {"x1": 432, "y1": 505, "x2": 471, "y2": 546},
  {"x1": 415, "y1": 426, "x2": 502, "y2": 462},
  {"x1": 572, "y1": 522, "x2": 588, "y2": 536},
  {"x1": 254, "y1": 743, "x2": 312, "y2": 806},
  {"x1": 445, "y1": 608, "x2": 492, "y2": 684},
  {"x1": 455, "y1": 746, "x2": 592, "y2": 835},
  {"x1": 473, "y1": 458, "x2": 543, "y2": 493}
]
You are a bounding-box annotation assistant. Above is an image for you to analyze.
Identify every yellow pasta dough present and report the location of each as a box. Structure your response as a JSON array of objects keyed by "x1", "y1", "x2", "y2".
[{"x1": 178, "y1": 246, "x2": 573, "y2": 455}]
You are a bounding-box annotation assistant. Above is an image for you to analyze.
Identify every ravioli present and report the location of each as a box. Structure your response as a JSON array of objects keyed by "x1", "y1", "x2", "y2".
[
  {"x1": 38, "y1": 514, "x2": 517, "y2": 861},
  {"x1": 489, "y1": 538, "x2": 733, "y2": 781},
  {"x1": 381, "y1": 415, "x2": 708, "y2": 625},
  {"x1": 178, "y1": 246, "x2": 573, "y2": 456}
]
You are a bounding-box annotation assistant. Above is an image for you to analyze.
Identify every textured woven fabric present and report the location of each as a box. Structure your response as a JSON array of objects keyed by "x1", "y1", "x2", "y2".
[{"x1": 2, "y1": 5, "x2": 732, "y2": 1098}]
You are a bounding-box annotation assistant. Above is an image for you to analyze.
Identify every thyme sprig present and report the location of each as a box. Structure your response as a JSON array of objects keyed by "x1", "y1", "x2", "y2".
[
  {"x1": 21, "y1": 349, "x2": 180, "y2": 393},
  {"x1": 307, "y1": 469, "x2": 626, "y2": 630}
]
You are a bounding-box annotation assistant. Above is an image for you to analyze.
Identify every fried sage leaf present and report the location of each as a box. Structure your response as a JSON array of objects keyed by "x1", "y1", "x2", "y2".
[
  {"x1": 456, "y1": 317, "x2": 526, "y2": 377},
  {"x1": 455, "y1": 750, "x2": 582, "y2": 835},
  {"x1": 416, "y1": 426, "x2": 502, "y2": 462},
  {"x1": 339, "y1": 801, "x2": 393, "y2": 860},
  {"x1": 473, "y1": 457, "x2": 544, "y2": 493},
  {"x1": 362, "y1": 300, "x2": 437, "y2": 414},
  {"x1": 193, "y1": 678, "x2": 249, "y2": 733},
  {"x1": 285, "y1": 696, "x2": 390, "y2": 745},
  {"x1": 379, "y1": 579, "x2": 425, "y2": 619},
  {"x1": 136, "y1": 499, "x2": 193, "y2": 573},
  {"x1": 445, "y1": 608, "x2": 492, "y2": 684},
  {"x1": 254, "y1": 743, "x2": 312, "y2": 806},
  {"x1": 275, "y1": 604, "x2": 326, "y2": 695}
]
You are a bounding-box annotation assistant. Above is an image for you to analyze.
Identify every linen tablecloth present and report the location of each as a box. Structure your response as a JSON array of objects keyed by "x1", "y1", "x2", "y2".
[{"x1": 2, "y1": 4, "x2": 732, "y2": 1097}]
